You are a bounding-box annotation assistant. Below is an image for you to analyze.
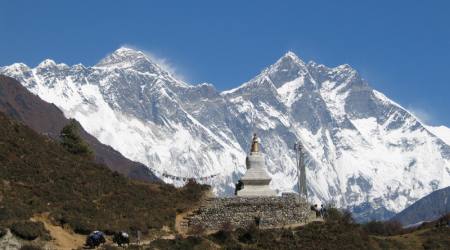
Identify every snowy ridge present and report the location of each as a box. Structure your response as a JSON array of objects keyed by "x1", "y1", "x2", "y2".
[
  {"x1": 2, "y1": 47, "x2": 450, "y2": 221},
  {"x1": 425, "y1": 125, "x2": 450, "y2": 146}
]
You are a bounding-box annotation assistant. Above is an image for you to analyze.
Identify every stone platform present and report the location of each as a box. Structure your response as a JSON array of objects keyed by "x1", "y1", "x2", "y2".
[{"x1": 184, "y1": 193, "x2": 313, "y2": 231}]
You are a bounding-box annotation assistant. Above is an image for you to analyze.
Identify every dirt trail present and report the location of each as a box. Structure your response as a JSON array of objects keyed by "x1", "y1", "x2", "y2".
[
  {"x1": 175, "y1": 191, "x2": 213, "y2": 235},
  {"x1": 175, "y1": 209, "x2": 193, "y2": 235},
  {"x1": 32, "y1": 214, "x2": 85, "y2": 250}
]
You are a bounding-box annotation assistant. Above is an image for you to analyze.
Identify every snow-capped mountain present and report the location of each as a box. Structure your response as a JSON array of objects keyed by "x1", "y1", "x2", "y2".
[
  {"x1": 2, "y1": 47, "x2": 449, "y2": 221},
  {"x1": 426, "y1": 125, "x2": 450, "y2": 146}
]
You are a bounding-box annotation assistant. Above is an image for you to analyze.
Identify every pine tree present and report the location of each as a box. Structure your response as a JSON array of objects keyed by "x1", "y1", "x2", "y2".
[{"x1": 60, "y1": 119, "x2": 93, "y2": 157}]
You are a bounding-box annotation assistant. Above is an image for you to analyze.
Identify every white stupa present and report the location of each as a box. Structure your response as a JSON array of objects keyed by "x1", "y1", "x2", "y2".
[{"x1": 237, "y1": 134, "x2": 277, "y2": 197}]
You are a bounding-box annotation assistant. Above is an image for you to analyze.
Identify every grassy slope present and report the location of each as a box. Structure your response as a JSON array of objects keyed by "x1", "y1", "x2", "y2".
[
  {"x1": 370, "y1": 223, "x2": 450, "y2": 250},
  {"x1": 0, "y1": 111, "x2": 208, "y2": 234}
]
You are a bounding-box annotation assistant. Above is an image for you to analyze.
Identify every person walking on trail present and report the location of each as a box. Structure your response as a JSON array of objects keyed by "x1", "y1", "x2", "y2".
[
  {"x1": 137, "y1": 230, "x2": 141, "y2": 245},
  {"x1": 311, "y1": 204, "x2": 321, "y2": 218},
  {"x1": 320, "y1": 204, "x2": 327, "y2": 218}
]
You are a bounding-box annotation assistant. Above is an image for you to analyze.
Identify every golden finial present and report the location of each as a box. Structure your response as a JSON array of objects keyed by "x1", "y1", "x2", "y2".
[{"x1": 250, "y1": 133, "x2": 260, "y2": 153}]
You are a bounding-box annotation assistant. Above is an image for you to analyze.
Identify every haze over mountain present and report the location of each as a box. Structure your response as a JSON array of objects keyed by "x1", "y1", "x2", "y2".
[{"x1": 1, "y1": 47, "x2": 449, "y2": 221}]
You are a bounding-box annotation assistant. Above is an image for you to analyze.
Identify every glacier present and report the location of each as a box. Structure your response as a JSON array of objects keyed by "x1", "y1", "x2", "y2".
[{"x1": 1, "y1": 47, "x2": 449, "y2": 221}]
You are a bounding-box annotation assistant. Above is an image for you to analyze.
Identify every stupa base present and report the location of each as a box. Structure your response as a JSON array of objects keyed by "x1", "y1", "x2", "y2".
[{"x1": 237, "y1": 185, "x2": 277, "y2": 197}]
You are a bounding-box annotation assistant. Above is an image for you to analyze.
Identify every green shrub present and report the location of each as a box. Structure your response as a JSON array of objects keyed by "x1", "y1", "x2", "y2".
[
  {"x1": 60, "y1": 119, "x2": 92, "y2": 157},
  {"x1": 0, "y1": 206, "x2": 31, "y2": 222},
  {"x1": 210, "y1": 230, "x2": 230, "y2": 244},
  {"x1": 209, "y1": 226, "x2": 241, "y2": 249},
  {"x1": 150, "y1": 236, "x2": 205, "y2": 250},
  {"x1": 220, "y1": 221, "x2": 233, "y2": 233},
  {"x1": 10, "y1": 221, "x2": 47, "y2": 240},
  {"x1": 325, "y1": 207, "x2": 354, "y2": 225},
  {"x1": 237, "y1": 223, "x2": 259, "y2": 244},
  {"x1": 188, "y1": 223, "x2": 206, "y2": 237}
]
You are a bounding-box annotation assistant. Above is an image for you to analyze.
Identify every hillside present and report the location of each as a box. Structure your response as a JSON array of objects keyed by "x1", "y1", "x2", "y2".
[
  {"x1": 391, "y1": 186, "x2": 450, "y2": 226},
  {"x1": 0, "y1": 110, "x2": 207, "y2": 235},
  {"x1": 149, "y1": 210, "x2": 450, "y2": 250},
  {"x1": 0, "y1": 75, "x2": 157, "y2": 182}
]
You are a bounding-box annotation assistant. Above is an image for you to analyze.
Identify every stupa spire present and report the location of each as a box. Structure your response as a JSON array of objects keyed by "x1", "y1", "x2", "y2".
[{"x1": 250, "y1": 133, "x2": 260, "y2": 153}]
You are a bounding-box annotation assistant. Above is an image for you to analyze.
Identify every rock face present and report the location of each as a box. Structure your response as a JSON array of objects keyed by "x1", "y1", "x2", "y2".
[
  {"x1": 238, "y1": 134, "x2": 277, "y2": 197},
  {"x1": 186, "y1": 194, "x2": 312, "y2": 231},
  {"x1": 1, "y1": 47, "x2": 450, "y2": 221}
]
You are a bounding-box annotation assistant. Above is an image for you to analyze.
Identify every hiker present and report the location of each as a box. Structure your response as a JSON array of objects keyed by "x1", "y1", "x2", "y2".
[
  {"x1": 113, "y1": 231, "x2": 130, "y2": 247},
  {"x1": 234, "y1": 180, "x2": 243, "y2": 195},
  {"x1": 254, "y1": 216, "x2": 261, "y2": 228},
  {"x1": 85, "y1": 230, "x2": 105, "y2": 248},
  {"x1": 136, "y1": 230, "x2": 141, "y2": 245},
  {"x1": 311, "y1": 204, "x2": 321, "y2": 218},
  {"x1": 320, "y1": 204, "x2": 327, "y2": 218}
]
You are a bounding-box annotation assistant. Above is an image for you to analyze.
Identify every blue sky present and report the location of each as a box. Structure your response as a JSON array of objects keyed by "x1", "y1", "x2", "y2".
[{"x1": 1, "y1": 0, "x2": 449, "y2": 126}]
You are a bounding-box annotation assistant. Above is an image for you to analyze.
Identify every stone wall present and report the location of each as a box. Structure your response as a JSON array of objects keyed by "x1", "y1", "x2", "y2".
[{"x1": 186, "y1": 193, "x2": 313, "y2": 231}]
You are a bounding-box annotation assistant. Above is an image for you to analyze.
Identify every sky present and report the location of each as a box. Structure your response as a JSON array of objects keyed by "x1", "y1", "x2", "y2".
[{"x1": 1, "y1": 0, "x2": 449, "y2": 126}]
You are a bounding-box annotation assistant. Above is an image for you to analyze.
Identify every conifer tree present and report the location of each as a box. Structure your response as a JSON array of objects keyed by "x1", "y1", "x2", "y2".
[{"x1": 60, "y1": 119, "x2": 92, "y2": 157}]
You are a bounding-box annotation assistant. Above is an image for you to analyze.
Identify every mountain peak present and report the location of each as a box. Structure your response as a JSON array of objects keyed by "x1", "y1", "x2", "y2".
[
  {"x1": 255, "y1": 51, "x2": 308, "y2": 88},
  {"x1": 116, "y1": 46, "x2": 138, "y2": 53},
  {"x1": 95, "y1": 47, "x2": 152, "y2": 69},
  {"x1": 1, "y1": 62, "x2": 30, "y2": 72},
  {"x1": 283, "y1": 50, "x2": 300, "y2": 60},
  {"x1": 278, "y1": 51, "x2": 304, "y2": 65},
  {"x1": 114, "y1": 47, "x2": 146, "y2": 57},
  {"x1": 37, "y1": 59, "x2": 56, "y2": 68},
  {"x1": 35, "y1": 59, "x2": 69, "y2": 71}
]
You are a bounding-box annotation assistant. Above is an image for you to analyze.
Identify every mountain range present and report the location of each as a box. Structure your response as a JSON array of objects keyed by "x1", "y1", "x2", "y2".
[
  {"x1": 392, "y1": 186, "x2": 450, "y2": 226},
  {"x1": 1, "y1": 47, "x2": 449, "y2": 221}
]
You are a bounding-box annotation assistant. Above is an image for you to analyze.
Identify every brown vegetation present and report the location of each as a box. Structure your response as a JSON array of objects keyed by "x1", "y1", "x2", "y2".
[
  {"x1": 150, "y1": 210, "x2": 450, "y2": 249},
  {"x1": 187, "y1": 224, "x2": 206, "y2": 237},
  {"x1": 0, "y1": 111, "x2": 208, "y2": 236},
  {"x1": 363, "y1": 220, "x2": 403, "y2": 236},
  {"x1": 10, "y1": 221, "x2": 49, "y2": 241}
]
